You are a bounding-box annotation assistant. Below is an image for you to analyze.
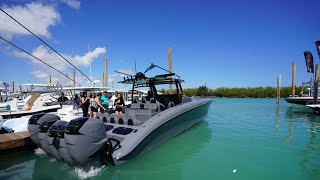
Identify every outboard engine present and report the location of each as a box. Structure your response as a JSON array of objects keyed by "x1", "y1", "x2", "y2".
[
  {"x1": 27, "y1": 113, "x2": 46, "y2": 146},
  {"x1": 47, "y1": 120, "x2": 69, "y2": 162},
  {"x1": 64, "y1": 117, "x2": 108, "y2": 165},
  {"x1": 57, "y1": 122, "x2": 76, "y2": 165},
  {"x1": 38, "y1": 114, "x2": 60, "y2": 154}
]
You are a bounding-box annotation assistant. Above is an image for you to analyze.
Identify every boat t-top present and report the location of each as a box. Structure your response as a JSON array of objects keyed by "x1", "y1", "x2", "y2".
[{"x1": 27, "y1": 65, "x2": 212, "y2": 166}]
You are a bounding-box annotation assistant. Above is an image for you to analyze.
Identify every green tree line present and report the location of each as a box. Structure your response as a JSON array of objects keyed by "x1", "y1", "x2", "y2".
[{"x1": 160, "y1": 85, "x2": 305, "y2": 98}]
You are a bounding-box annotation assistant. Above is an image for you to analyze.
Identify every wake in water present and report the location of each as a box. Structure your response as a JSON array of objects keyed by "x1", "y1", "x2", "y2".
[
  {"x1": 74, "y1": 164, "x2": 106, "y2": 179},
  {"x1": 34, "y1": 148, "x2": 46, "y2": 156},
  {"x1": 33, "y1": 147, "x2": 106, "y2": 179}
]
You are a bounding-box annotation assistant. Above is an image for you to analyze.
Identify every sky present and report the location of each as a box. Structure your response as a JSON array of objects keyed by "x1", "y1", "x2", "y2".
[{"x1": 0, "y1": 0, "x2": 320, "y2": 90}]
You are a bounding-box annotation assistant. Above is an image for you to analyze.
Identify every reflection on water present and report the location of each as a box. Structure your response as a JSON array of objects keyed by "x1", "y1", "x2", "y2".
[
  {"x1": 285, "y1": 114, "x2": 293, "y2": 144},
  {"x1": 274, "y1": 104, "x2": 280, "y2": 135},
  {"x1": 285, "y1": 105, "x2": 320, "y2": 178}
]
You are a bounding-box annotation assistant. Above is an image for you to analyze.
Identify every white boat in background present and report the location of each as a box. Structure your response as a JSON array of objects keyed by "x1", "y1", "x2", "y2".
[
  {"x1": 0, "y1": 94, "x2": 25, "y2": 111},
  {"x1": 285, "y1": 87, "x2": 320, "y2": 105},
  {"x1": 306, "y1": 104, "x2": 320, "y2": 114},
  {"x1": 0, "y1": 83, "x2": 61, "y2": 112},
  {"x1": 2, "y1": 87, "x2": 110, "y2": 132},
  {"x1": 0, "y1": 92, "x2": 60, "y2": 119},
  {"x1": 2, "y1": 102, "x2": 81, "y2": 133}
]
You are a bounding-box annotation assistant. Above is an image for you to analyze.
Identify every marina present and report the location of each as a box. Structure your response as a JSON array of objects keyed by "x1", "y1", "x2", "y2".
[{"x1": 1, "y1": 0, "x2": 320, "y2": 180}]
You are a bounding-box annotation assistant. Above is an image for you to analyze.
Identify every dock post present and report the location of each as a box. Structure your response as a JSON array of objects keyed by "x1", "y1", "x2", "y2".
[
  {"x1": 301, "y1": 82, "x2": 304, "y2": 96},
  {"x1": 292, "y1": 61, "x2": 296, "y2": 96},
  {"x1": 313, "y1": 64, "x2": 319, "y2": 104},
  {"x1": 276, "y1": 75, "x2": 281, "y2": 104},
  {"x1": 102, "y1": 73, "x2": 104, "y2": 87},
  {"x1": 12, "y1": 81, "x2": 14, "y2": 93},
  {"x1": 48, "y1": 76, "x2": 51, "y2": 84},
  {"x1": 72, "y1": 69, "x2": 75, "y2": 95},
  {"x1": 310, "y1": 77, "x2": 313, "y2": 96},
  {"x1": 104, "y1": 58, "x2": 108, "y2": 87},
  {"x1": 168, "y1": 48, "x2": 172, "y2": 94}
]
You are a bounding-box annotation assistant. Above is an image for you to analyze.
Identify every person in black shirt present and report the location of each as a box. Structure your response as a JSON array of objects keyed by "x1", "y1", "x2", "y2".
[
  {"x1": 58, "y1": 92, "x2": 68, "y2": 108},
  {"x1": 81, "y1": 92, "x2": 90, "y2": 117},
  {"x1": 114, "y1": 93, "x2": 125, "y2": 115}
]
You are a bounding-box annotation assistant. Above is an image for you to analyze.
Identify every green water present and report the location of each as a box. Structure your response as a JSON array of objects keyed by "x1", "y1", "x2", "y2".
[{"x1": 0, "y1": 98, "x2": 319, "y2": 180}]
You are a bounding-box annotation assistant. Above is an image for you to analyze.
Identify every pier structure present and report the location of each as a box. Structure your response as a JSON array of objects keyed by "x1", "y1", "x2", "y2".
[
  {"x1": 292, "y1": 61, "x2": 296, "y2": 96},
  {"x1": 104, "y1": 58, "x2": 108, "y2": 87},
  {"x1": 168, "y1": 48, "x2": 172, "y2": 94}
]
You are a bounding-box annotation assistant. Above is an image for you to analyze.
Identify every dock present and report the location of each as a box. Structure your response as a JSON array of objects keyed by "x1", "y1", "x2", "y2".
[{"x1": 0, "y1": 131, "x2": 33, "y2": 151}]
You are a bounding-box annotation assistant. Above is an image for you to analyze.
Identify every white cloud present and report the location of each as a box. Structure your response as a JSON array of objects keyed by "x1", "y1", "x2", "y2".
[
  {"x1": 0, "y1": 2, "x2": 61, "y2": 39},
  {"x1": 60, "y1": 0, "x2": 81, "y2": 10},
  {"x1": 14, "y1": 45, "x2": 106, "y2": 85},
  {"x1": 31, "y1": 70, "x2": 49, "y2": 79},
  {"x1": 74, "y1": 47, "x2": 107, "y2": 67}
]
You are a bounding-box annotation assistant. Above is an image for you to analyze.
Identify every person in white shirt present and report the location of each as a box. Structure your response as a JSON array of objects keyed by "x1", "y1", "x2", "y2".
[{"x1": 109, "y1": 91, "x2": 118, "y2": 109}]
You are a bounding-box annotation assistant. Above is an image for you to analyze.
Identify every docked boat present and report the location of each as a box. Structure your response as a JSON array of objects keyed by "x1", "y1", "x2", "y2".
[
  {"x1": 285, "y1": 87, "x2": 320, "y2": 105},
  {"x1": 27, "y1": 69, "x2": 212, "y2": 166},
  {"x1": 284, "y1": 96, "x2": 318, "y2": 105},
  {"x1": 306, "y1": 104, "x2": 320, "y2": 114},
  {"x1": 0, "y1": 92, "x2": 60, "y2": 119}
]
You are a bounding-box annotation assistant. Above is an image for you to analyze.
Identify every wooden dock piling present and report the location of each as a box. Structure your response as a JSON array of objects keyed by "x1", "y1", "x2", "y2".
[
  {"x1": 104, "y1": 58, "x2": 108, "y2": 88},
  {"x1": 72, "y1": 69, "x2": 75, "y2": 94},
  {"x1": 12, "y1": 81, "x2": 14, "y2": 93},
  {"x1": 168, "y1": 48, "x2": 172, "y2": 94},
  {"x1": 313, "y1": 64, "x2": 319, "y2": 104},
  {"x1": 102, "y1": 72, "x2": 105, "y2": 87},
  {"x1": 276, "y1": 75, "x2": 281, "y2": 104},
  {"x1": 292, "y1": 61, "x2": 296, "y2": 96}
]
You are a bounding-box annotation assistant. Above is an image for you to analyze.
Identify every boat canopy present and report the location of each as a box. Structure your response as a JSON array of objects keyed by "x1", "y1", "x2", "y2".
[{"x1": 118, "y1": 72, "x2": 184, "y2": 88}]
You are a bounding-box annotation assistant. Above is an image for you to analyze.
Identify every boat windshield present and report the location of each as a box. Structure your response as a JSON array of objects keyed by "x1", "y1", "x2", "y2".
[{"x1": 118, "y1": 72, "x2": 184, "y2": 105}]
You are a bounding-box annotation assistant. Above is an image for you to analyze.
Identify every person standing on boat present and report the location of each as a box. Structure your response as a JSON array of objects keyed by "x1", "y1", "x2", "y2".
[
  {"x1": 100, "y1": 91, "x2": 109, "y2": 113},
  {"x1": 114, "y1": 93, "x2": 125, "y2": 115},
  {"x1": 58, "y1": 92, "x2": 68, "y2": 108},
  {"x1": 146, "y1": 90, "x2": 153, "y2": 102},
  {"x1": 74, "y1": 93, "x2": 81, "y2": 108},
  {"x1": 109, "y1": 91, "x2": 119, "y2": 109},
  {"x1": 81, "y1": 92, "x2": 90, "y2": 117},
  {"x1": 90, "y1": 93, "x2": 106, "y2": 118}
]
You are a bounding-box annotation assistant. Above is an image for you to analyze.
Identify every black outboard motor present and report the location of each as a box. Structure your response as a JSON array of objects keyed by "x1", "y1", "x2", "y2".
[
  {"x1": 57, "y1": 123, "x2": 76, "y2": 165},
  {"x1": 64, "y1": 117, "x2": 108, "y2": 165},
  {"x1": 38, "y1": 114, "x2": 60, "y2": 154},
  {"x1": 27, "y1": 113, "x2": 46, "y2": 146},
  {"x1": 47, "y1": 120, "x2": 69, "y2": 162}
]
